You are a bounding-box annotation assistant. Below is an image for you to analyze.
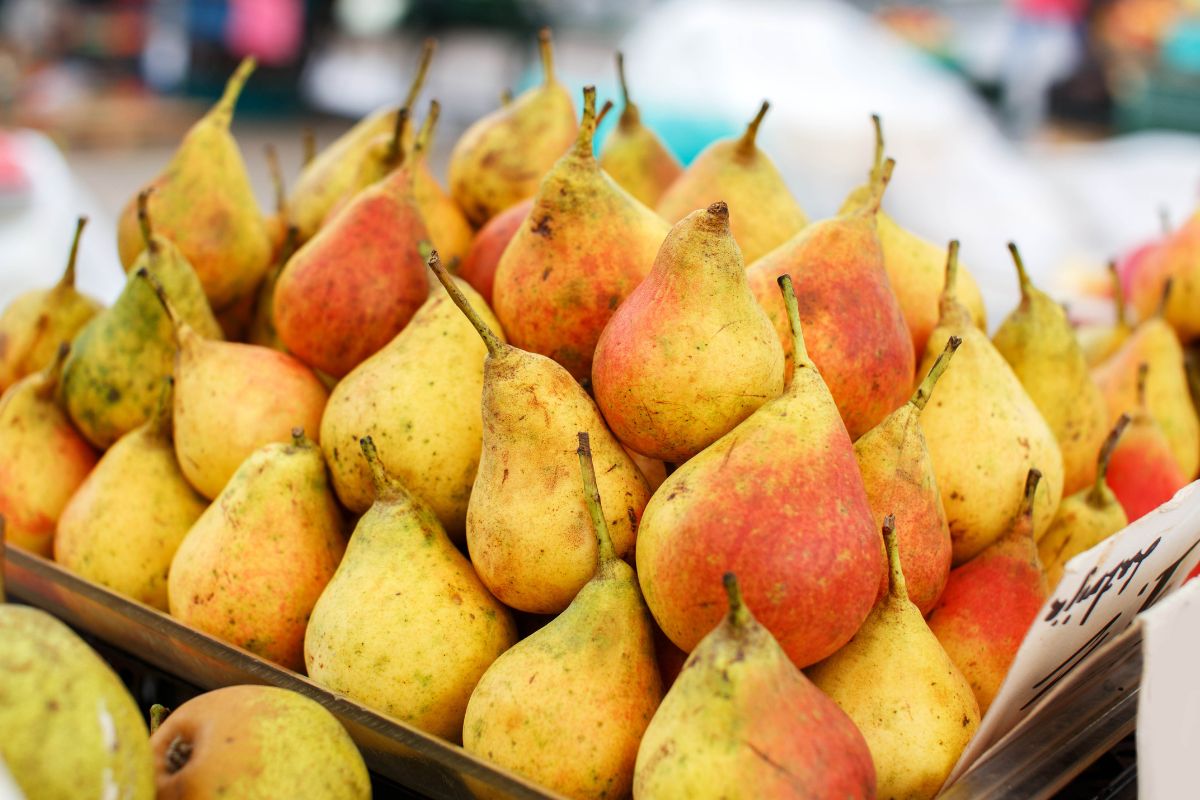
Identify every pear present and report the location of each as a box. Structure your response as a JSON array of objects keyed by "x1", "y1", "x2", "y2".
[
  {"x1": 262, "y1": 142, "x2": 290, "y2": 259},
  {"x1": 54, "y1": 379, "x2": 206, "y2": 609},
  {"x1": 0, "y1": 347, "x2": 97, "y2": 555},
  {"x1": 288, "y1": 39, "x2": 435, "y2": 242},
  {"x1": 1039, "y1": 415, "x2": 1131, "y2": 588},
  {"x1": 747, "y1": 158, "x2": 915, "y2": 439},
  {"x1": 598, "y1": 52, "x2": 683, "y2": 208},
  {"x1": 1079, "y1": 261, "x2": 1133, "y2": 367},
  {"x1": 320, "y1": 276, "x2": 504, "y2": 540},
  {"x1": 273, "y1": 115, "x2": 432, "y2": 378},
  {"x1": 916, "y1": 241, "x2": 1063, "y2": 564},
  {"x1": 839, "y1": 115, "x2": 986, "y2": 354},
  {"x1": 429, "y1": 253, "x2": 650, "y2": 614},
  {"x1": 458, "y1": 197, "x2": 530, "y2": 305},
  {"x1": 809, "y1": 516, "x2": 980, "y2": 799},
  {"x1": 993, "y1": 243, "x2": 1109, "y2": 495},
  {"x1": 320, "y1": 107, "x2": 412, "y2": 227},
  {"x1": 61, "y1": 192, "x2": 223, "y2": 449},
  {"x1": 1127, "y1": 208, "x2": 1200, "y2": 341},
  {"x1": 633, "y1": 573, "x2": 876, "y2": 800},
  {"x1": 0, "y1": 603, "x2": 154, "y2": 800},
  {"x1": 167, "y1": 430, "x2": 345, "y2": 670},
  {"x1": 626, "y1": 446, "x2": 668, "y2": 493},
  {"x1": 657, "y1": 101, "x2": 807, "y2": 263},
  {"x1": 412, "y1": 100, "x2": 474, "y2": 268},
  {"x1": 462, "y1": 432, "x2": 662, "y2": 799},
  {"x1": 305, "y1": 437, "x2": 517, "y2": 740},
  {"x1": 1092, "y1": 281, "x2": 1200, "y2": 479},
  {"x1": 0, "y1": 217, "x2": 101, "y2": 393},
  {"x1": 492, "y1": 86, "x2": 670, "y2": 380},
  {"x1": 449, "y1": 28, "x2": 577, "y2": 226},
  {"x1": 592, "y1": 201, "x2": 784, "y2": 463},
  {"x1": 853, "y1": 336, "x2": 959, "y2": 614},
  {"x1": 245, "y1": 225, "x2": 298, "y2": 351},
  {"x1": 140, "y1": 270, "x2": 328, "y2": 499},
  {"x1": 637, "y1": 274, "x2": 884, "y2": 668},
  {"x1": 1104, "y1": 363, "x2": 1188, "y2": 522},
  {"x1": 150, "y1": 685, "x2": 369, "y2": 799},
  {"x1": 928, "y1": 469, "x2": 1050, "y2": 715},
  {"x1": 116, "y1": 59, "x2": 271, "y2": 311}
]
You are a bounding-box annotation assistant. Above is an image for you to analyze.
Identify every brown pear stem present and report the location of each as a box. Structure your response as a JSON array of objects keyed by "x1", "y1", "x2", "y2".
[
  {"x1": 56, "y1": 216, "x2": 88, "y2": 291},
  {"x1": 165, "y1": 736, "x2": 193, "y2": 775},
  {"x1": 402, "y1": 38, "x2": 437, "y2": 112},
  {"x1": 776, "y1": 274, "x2": 812, "y2": 367},
  {"x1": 359, "y1": 436, "x2": 405, "y2": 500},
  {"x1": 864, "y1": 157, "x2": 894, "y2": 216},
  {"x1": 615, "y1": 51, "x2": 639, "y2": 127},
  {"x1": 415, "y1": 100, "x2": 440, "y2": 160},
  {"x1": 302, "y1": 127, "x2": 317, "y2": 167},
  {"x1": 1020, "y1": 468, "x2": 1043, "y2": 521},
  {"x1": 596, "y1": 99, "x2": 615, "y2": 128},
  {"x1": 1008, "y1": 242, "x2": 1034, "y2": 300},
  {"x1": 1108, "y1": 260, "x2": 1127, "y2": 327},
  {"x1": 149, "y1": 704, "x2": 170, "y2": 735},
  {"x1": 911, "y1": 335, "x2": 961, "y2": 411},
  {"x1": 576, "y1": 432, "x2": 617, "y2": 567},
  {"x1": 1136, "y1": 362, "x2": 1150, "y2": 408},
  {"x1": 722, "y1": 573, "x2": 751, "y2": 629},
  {"x1": 213, "y1": 57, "x2": 255, "y2": 128},
  {"x1": 264, "y1": 144, "x2": 285, "y2": 215},
  {"x1": 427, "y1": 251, "x2": 502, "y2": 355},
  {"x1": 538, "y1": 28, "x2": 555, "y2": 85},
  {"x1": 881, "y1": 515, "x2": 908, "y2": 600},
  {"x1": 291, "y1": 427, "x2": 307, "y2": 448},
  {"x1": 386, "y1": 107, "x2": 410, "y2": 169},
  {"x1": 573, "y1": 86, "x2": 599, "y2": 158},
  {"x1": 869, "y1": 113, "x2": 885, "y2": 177},
  {"x1": 737, "y1": 101, "x2": 769, "y2": 157},
  {"x1": 942, "y1": 240, "x2": 961, "y2": 305},
  {"x1": 1092, "y1": 414, "x2": 1131, "y2": 503},
  {"x1": 1156, "y1": 278, "x2": 1174, "y2": 318},
  {"x1": 137, "y1": 189, "x2": 159, "y2": 255}
]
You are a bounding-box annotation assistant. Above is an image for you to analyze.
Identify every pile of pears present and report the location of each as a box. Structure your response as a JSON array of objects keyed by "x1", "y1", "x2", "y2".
[{"x1": 2, "y1": 32, "x2": 1199, "y2": 800}]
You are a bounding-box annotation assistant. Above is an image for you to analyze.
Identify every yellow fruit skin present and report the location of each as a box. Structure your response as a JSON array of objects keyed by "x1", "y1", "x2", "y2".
[
  {"x1": 415, "y1": 161, "x2": 474, "y2": 268},
  {"x1": 0, "y1": 286, "x2": 101, "y2": 395},
  {"x1": 599, "y1": 115, "x2": 683, "y2": 209},
  {"x1": 1038, "y1": 483, "x2": 1128, "y2": 589},
  {"x1": 54, "y1": 417, "x2": 207, "y2": 610},
  {"x1": 0, "y1": 606, "x2": 154, "y2": 800},
  {"x1": 150, "y1": 685, "x2": 369, "y2": 799}
]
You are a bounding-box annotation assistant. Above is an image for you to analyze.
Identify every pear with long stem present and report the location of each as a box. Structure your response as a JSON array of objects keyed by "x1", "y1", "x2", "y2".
[
  {"x1": 1079, "y1": 261, "x2": 1134, "y2": 367},
  {"x1": 599, "y1": 51, "x2": 682, "y2": 207}
]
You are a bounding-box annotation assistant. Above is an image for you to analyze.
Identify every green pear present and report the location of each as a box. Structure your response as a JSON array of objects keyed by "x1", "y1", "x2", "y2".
[{"x1": 305, "y1": 436, "x2": 517, "y2": 741}]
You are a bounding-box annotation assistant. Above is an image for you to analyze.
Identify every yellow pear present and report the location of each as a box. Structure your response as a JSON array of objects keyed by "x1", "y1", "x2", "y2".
[
  {"x1": 598, "y1": 52, "x2": 682, "y2": 208},
  {"x1": 462, "y1": 432, "x2": 662, "y2": 799},
  {"x1": 54, "y1": 380, "x2": 207, "y2": 610},
  {"x1": 808, "y1": 516, "x2": 981, "y2": 800},
  {"x1": 412, "y1": 100, "x2": 474, "y2": 268},
  {"x1": 320, "y1": 277, "x2": 503, "y2": 541},
  {"x1": 306, "y1": 437, "x2": 517, "y2": 741},
  {"x1": 1078, "y1": 261, "x2": 1133, "y2": 367},
  {"x1": 245, "y1": 225, "x2": 298, "y2": 351},
  {"x1": 657, "y1": 101, "x2": 807, "y2": 264},
  {"x1": 992, "y1": 243, "x2": 1109, "y2": 495},
  {"x1": 918, "y1": 241, "x2": 1063, "y2": 564}
]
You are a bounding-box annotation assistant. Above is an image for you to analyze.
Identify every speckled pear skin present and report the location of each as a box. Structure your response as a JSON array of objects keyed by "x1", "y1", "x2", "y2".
[
  {"x1": 116, "y1": 59, "x2": 272, "y2": 312},
  {"x1": 0, "y1": 217, "x2": 102, "y2": 393},
  {"x1": 915, "y1": 241, "x2": 1063, "y2": 565},
  {"x1": 636, "y1": 276, "x2": 884, "y2": 669},
  {"x1": 808, "y1": 518, "x2": 980, "y2": 800},
  {"x1": 430, "y1": 255, "x2": 651, "y2": 615},
  {"x1": 167, "y1": 432, "x2": 345, "y2": 671},
  {"x1": 0, "y1": 605, "x2": 154, "y2": 800},
  {"x1": 748, "y1": 159, "x2": 914, "y2": 439},
  {"x1": 0, "y1": 350, "x2": 97, "y2": 555},
  {"x1": 928, "y1": 469, "x2": 1050, "y2": 715},
  {"x1": 633, "y1": 574, "x2": 876, "y2": 800},
  {"x1": 305, "y1": 437, "x2": 517, "y2": 741},
  {"x1": 592, "y1": 202, "x2": 784, "y2": 463},
  {"x1": 657, "y1": 101, "x2": 808, "y2": 264},
  {"x1": 1039, "y1": 416, "x2": 1131, "y2": 588},
  {"x1": 149, "y1": 685, "x2": 369, "y2": 800},
  {"x1": 853, "y1": 337, "x2": 959, "y2": 615},
  {"x1": 54, "y1": 382, "x2": 206, "y2": 610},
  {"x1": 492, "y1": 86, "x2": 669, "y2": 380},
  {"x1": 1127, "y1": 209, "x2": 1200, "y2": 342},
  {"x1": 598, "y1": 52, "x2": 682, "y2": 208},
  {"x1": 321, "y1": 278, "x2": 504, "y2": 541},
  {"x1": 462, "y1": 435, "x2": 662, "y2": 799},
  {"x1": 449, "y1": 29, "x2": 577, "y2": 227},
  {"x1": 993, "y1": 244, "x2": 1109, "y2": 495}
]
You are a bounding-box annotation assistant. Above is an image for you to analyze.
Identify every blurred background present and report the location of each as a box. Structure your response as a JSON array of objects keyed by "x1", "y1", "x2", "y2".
[{"x1": 2, "y1": 0, "x2": 1200, "y2": 323}]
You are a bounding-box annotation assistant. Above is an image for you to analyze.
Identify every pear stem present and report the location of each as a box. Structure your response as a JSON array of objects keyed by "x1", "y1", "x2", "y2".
[
  {"x1": 538, "y1": 28, "x2": 555, "y2": 85},
  {"x1": 137, "y1": 189, "x2": 158, "y2": 255},
  {"x1": 1136, "y1": 362, "x2": 1149, "y2": 408},
  {"x1": 149, "y1": 704, "x2": 170, "y2": 735},
  {"x1": 615, "y1": 51, "x2": 639, "y2": 127},
  {"x1": 1092, "y1": 413, "x2": 1131, "y2": 503},
  {"x1": 911, "y1": 335, "x2": 961, "y2": 411},
  {"x1": 213, "y1": 57, "x2": 255, "y2": 128},
  {"x1": 573, "y1": 86, "x2": 598, "y2": 158},
  {"x1": 1019, "y1": 468, "x2": 1043, "y2": 521},
  {"x1": 576, "y1": 432, "x2": 617, "y2": 568},
  {"x1": 1008, "y1": 242, "x2": 1034, "y2": 300},
  {"x1": 264, "y1": 144, "x2": 285, "y2": 214},
  {"x1": 596, "y1": 99, "x2": 614, "y2": 128},
  {"x1": 403, "y1": 38, "x2": 437, "y2": 112},
  {"x1": 881, "y1": 515, "x2": 908, "y2": 600},
  {"x1": 1156, "y1": 277, "x2": 1174, "y2": 318},
  {"x1": 869, "y1": 113, "x2": 885, "y2": 177},
  {"x1": 1108, "y1": 260, "x2": 1127, "y2": 327},
  {"x1": 135, "y1": 267, "x2": 190, "y2": 350},
  {"x1": 427, "y1": 251, "x2": 502, "y2": 355},
  {"x1": 737, "y1": 101, "x2": 769, "y2": 157},
  {"x1": 942, "y1": 240, "x2": 960, "y2": 305},
  {"x1": 775, "y1": 274, "x2": 812, "y2": 367},
  {"x1": 278, "y1": 226, "x2": 300, "y2": 269},
  {"x1": 359, "y1": 435, "x2": 405, "y2": 500},
  {"x1": 56, "y1": 216, "x2": 88, "y2": 291},
  {"x1": 415, "y1": 100, "x2": 440, "y2": 162},
  {"x1": 291, "y1": 427, "x2": 307, "y2": 448},
  {"x1": 865, "y1": 157, "x2": 894, "y2": 215},
  {"x1": 302, "y1": 127, "x2": 316, "y2": 167},
  {"x1": 722, "y1": 573, "x2": 751, "y2": 629},
  {"x1": 34, "y1": 342, "x2": 69, "y2": 401},
  {"x1": 386, "y1": 106, "x2": 410, "y2": 169}
]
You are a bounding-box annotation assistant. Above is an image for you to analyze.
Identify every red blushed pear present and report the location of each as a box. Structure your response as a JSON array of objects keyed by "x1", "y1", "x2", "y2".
[
  {"x1": 636, "y1": 274, "x2": 884, "y2": 668},
  {"x1": 1127, "y1": 208, "x2": 1200, "y2": 342},
  {"x1": 928, "y1": 469, "x2": 1050, "y2": 715},
  {"x1": 747, "y1": 158, "x2": 915, "y2": 439},
  {"x1": 273, "y1": 110, "x2": 431, "y2": 378},
  {"x1": 492, "y1": 86, "x2": 670, "y2": 381},
  {"x1": 457, "y1": 197, "x2": 531, "y2": 305},
  {"x1": 1106, "y1": 363, "x2": 1188, "y2": 522},
  {"x1": 853, "y1": 335, "x2": 960, "y2": 614}
]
